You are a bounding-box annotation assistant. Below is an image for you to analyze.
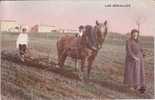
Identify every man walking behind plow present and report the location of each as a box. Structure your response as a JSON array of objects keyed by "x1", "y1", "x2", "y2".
[
  {"x1": 16, "y1": 28, "x2": 32, "y2": 62},
  {"x1": 124, "y1": 29, "x2": 146, "y2": 94}
]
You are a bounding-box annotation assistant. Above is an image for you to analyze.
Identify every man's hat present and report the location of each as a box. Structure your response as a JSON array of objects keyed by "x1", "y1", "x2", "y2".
[
  {"x1": 21, "y1": 25, "x2": 29, "y2": 32},
  {"x1": 22, "y1": 28, "x2": 27, "y2": 32},
  {"x1": 79, "y1": 25, "x2": 84, "y2": 29},
  {"x1": 96, "y1": 20, "x2": 99, "y2": 25},
  {"x1": 131, "y1": 29, "x2": 139, "y2": 35}
]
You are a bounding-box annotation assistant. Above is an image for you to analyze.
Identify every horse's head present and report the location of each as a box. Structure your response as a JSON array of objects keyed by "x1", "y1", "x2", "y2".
[{"x1": 95, "y1": 20, "x2": 108, "y2": 49}]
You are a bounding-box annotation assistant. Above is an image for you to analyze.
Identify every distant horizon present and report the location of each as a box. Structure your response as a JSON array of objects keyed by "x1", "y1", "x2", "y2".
[{"x1": 0, "y1": 0, "x2": 155, "y2": 36}]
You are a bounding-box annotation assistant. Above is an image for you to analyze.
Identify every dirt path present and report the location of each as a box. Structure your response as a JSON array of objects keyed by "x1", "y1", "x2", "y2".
[{"x1": 1, "y1": 49, "x2": 154, "y2": 100}]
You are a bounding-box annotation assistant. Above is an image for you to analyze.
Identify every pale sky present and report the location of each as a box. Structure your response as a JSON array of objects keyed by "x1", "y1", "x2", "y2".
[{"x1": 0, "y1": 0, "x2": 155, "y2": 36}]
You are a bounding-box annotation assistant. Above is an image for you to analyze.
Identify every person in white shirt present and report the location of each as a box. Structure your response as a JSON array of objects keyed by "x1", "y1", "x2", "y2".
[
  {"x1": 16, "y1": 28, "x2": 29, "y2": 61},
  {"x1": 78, "y1": 25, "x2": 84, "y2": 37}
]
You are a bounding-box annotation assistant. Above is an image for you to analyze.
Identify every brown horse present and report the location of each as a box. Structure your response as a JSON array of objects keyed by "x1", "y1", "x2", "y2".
[{"x1": 57, "y1": 20, "x2": 108, "y2": 79}]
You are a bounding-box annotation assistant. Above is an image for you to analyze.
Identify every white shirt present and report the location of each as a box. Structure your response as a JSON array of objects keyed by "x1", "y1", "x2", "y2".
[
  {"x1": 78, "y1": 31, "x2": 83, "y2": 37},
  {"x1": 16, "y1": 33, "x2": 29, "y2": 48}
]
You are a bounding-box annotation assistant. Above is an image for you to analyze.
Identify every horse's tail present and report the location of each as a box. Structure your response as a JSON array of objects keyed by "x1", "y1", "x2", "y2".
[{"x1": 56, "y1": 37, "x2": 63, "y2": 64}]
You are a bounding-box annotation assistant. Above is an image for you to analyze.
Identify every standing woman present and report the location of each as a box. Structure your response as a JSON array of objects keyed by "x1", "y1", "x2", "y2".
[{"x1": 124, "y1": 29, "x2": 146, "y2": 93}]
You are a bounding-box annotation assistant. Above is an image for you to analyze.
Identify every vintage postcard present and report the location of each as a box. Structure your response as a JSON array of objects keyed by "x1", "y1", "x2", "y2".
[{"x1": 0, "y1": 0, "x2": 154, "y2": 99}]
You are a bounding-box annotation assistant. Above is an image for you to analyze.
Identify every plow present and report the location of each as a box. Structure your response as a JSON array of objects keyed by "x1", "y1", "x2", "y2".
[{"x1": 1, "y1": 49, "x2": 81, "y2": 81}]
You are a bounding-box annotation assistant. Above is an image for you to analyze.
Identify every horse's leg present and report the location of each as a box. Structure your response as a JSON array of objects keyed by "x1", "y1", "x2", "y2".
[
  {"x1": 78, "y1": 58, "x2": 85, "y2": 81},
  {"x1": 59, "y1": 55, "x2": 67, "y2": 68},
  {"x1": 57, "y1": 52, "x2": 61, "y2": 66},
  {"x1": 87, "y1": 58, "x2": 93, "y2": 79},
  {"x1": 57, "y1": 53, "x2": 61, "y2": 66},
  {"x1": 57, "y1": 39, "x2": 64, "y2": 66},
  {"x1": 87, "y1": 51, "x2": 97, "y2": 79},
  {"x1": 57, "y1": 50, "x2": 61, "y2": 67},
  {"x1": 81, "y1": 58, "x2": 85, "y2": 72},
  {"x1": 59, "y1": 50, "x2": 67, "y2": 68},
  {"x1": 75, "y1": 59, "x2": 78, "y2": 71}
]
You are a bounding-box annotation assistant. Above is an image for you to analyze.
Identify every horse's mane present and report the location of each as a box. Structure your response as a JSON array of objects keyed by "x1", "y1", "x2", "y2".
[
  {"x1": 80, "y1": 25, "x2": 93, "y2": 47},
  {"x1": 85, "y1": 25, "x2": 93, "y2": 35}
]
